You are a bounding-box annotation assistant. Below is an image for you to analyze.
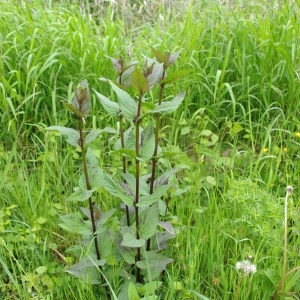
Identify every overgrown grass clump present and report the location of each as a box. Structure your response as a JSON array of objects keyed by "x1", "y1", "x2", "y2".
[{"x1": 1, "y1": 0, "x2": 300, "y2": 299}]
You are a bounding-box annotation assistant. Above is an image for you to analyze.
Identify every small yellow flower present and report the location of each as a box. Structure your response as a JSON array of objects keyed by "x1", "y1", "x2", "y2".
[
  {"x1": 296, "y1": 132, "x2": 300, "y2": 138},
  {"x1": 283, "y1": 147, "x2": 288, "y2": 152},
  {"x1": 263, "y1": 148, "x2": 268, "y2": 153}
]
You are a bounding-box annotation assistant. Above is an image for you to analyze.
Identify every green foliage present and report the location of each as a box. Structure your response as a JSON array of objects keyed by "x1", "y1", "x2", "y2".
[
  {"x1": 1, "y1": 0, "x2": 300, "y2": 299},
  {"x1": 46, "y1": 46, "x2": 186, "y2": 298}
]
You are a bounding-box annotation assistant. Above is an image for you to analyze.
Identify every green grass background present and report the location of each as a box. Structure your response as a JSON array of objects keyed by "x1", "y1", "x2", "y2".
[{"x1": 0, "y1": 0, "x2": 300, "y2": 299}]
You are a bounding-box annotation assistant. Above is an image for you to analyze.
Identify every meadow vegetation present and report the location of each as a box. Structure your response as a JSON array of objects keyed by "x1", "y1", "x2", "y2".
[{"x1": 0, "y1": 0, "x2": 300, "y2": 299}]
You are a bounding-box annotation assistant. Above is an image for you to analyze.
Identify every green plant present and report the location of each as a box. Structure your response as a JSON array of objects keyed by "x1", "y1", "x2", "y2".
[{"x1": 47, "y1": 47, "x2": 186, "y2": 298}]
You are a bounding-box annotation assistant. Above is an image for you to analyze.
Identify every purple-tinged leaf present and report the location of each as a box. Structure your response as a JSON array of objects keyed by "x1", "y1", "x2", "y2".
[{"x1": 158, "y1": 221, "x2": 175, "y2": 234}]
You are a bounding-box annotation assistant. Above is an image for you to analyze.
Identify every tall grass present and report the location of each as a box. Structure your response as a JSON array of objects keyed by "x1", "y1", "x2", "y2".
[{"x1": 1, "y1": 0, "x2": 300, "y2": 299}]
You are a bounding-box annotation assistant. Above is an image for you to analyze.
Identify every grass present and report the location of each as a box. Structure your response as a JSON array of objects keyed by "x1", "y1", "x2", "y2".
[{"x1": 1, "y1": 0, "x2": 300, "y2": 299}]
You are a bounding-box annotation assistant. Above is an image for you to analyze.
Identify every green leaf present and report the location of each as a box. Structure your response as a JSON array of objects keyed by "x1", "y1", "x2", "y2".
[
  {"x1": 36, "y1": 217, "x2": 47, "y2": 224},
  {"x1": 132, "y1": 68, "x2": 149, "y2": 94},
  {"x1": 102, "y1": 174, "x2": 134, "y2": 206},
  {"x1": 67, "y1": 187, "x2": 94, "y2": 202},
  {"x1": 84, "y1": 129, "x2": 102, "y2": 145},
  {"x1": 137, "y1": 251, "x2": 173, "y2": 280},
  {"x1": 151, "y1": 47, "x2": 167, "y2": 65},
  {"x1": 110, "y1": 81, "x2": 137, "y2": 122},
  {"x1": 119, "y1": 246, "x2": 136, "y2": 265},
  {"x1": 181, "y1": 126, "x2": 190, "y2": 135},
  {"x1": 149, "y1": 91, "x2": 186, "y2": 114},
  {"x1": 138, "y1": 185, "x2": 169, "y2": 207},
  {"x1": 35, "y1": 266, "x2": 47, "y2": 275},
  {"x1": 121, "y1": 232, "x2": 145, "y2": 248},
  {"x1": 140, "y1": 126, "x2": 155, "y2": 160},
  {"x1": 63, "y1": 102, "x2": 84, "y2": 118},
  {"x1": 59, "y1": 212, "x2": 91, "y2": 235},
  {"x1": 154, "y1": 168, "x2": 181, "y2": 188},
  {"x1": 205, "y1": 176, "x2": 216, "y2": 186},
  {"x1": 46, "y1": 126, "x2": 80, "y2": 147},
  {"x1": 140, "y1": 203, "x2": 159, "y2": 240},
  {"x1": 93, "y1": 89, "x2": 119, "y2": 116},
  {"x1": 199, "y1": 130, "x2": 219, "y2": 146},
  {"x1": 128, "y1": 282, "x2": 140, "y2": 300},
  {"x1": 94, "y1": 209, "x2": 116, "y2": 234},
  {"x1": 121, "y1": 173, "x2": 149, "y2": 196},
  {"x1": 66, "y1": 256, "x2": 106, "y2": 284},
  {"x1": 138, "y1": 281, "x2": 162, "y2": 296},
  {"x1": 230, "y1": 122, "x2": 244, "y2": 136},
  {"x1": 190, "y1": 291, "x2": 210, "y2": 300},
  {"x1": 114, "y1": 126, "x2": 136, "y2": 151},
  {"x1": 265, "y1": 269, "x2": 281, "y2": 285},
  {"x1": 84, "y1": 148, "x2": 104, "y2": 189},
  {"x1": 160, "y1": 70, "x2": 190, "y2": 86}
]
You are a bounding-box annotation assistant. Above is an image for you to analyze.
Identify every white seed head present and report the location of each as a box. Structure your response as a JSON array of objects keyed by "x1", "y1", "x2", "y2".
[
  {"x1": 235, "y1": 260, "x2": 257, "y2": 275},
  {"x1": 286, "y1": 186, "x2": 293, "y2": 195}
]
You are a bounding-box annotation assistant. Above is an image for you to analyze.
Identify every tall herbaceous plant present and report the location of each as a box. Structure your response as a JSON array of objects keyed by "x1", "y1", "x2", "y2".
[{"x1": 47, "y1": 48, "x2": 187, "y2": 298}]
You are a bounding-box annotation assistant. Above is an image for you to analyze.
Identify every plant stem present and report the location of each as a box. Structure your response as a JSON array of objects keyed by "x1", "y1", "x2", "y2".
[
  {"x1": 78, "y1": 117, "x2": 111, "y2": 298},
  {"x1": 134, "y1": 93, "x2": 143, "y2": 283},
  {"x1": 119, "y1": 72, "x2": 130, "y2": 227},
  {"x1": 147, "y1": 80, "x2": 165, "y2": 251},
  {"x1": 78, "y1": 118, "x2": 101, "y2": 259},
  {"x1": 119, "y1": 115, "x2": 130, "y2": 226}
]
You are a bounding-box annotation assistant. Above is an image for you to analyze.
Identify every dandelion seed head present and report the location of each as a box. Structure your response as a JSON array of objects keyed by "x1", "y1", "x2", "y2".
[
  {"x1": 286, "y1": 186, "x2": 293, "y2": 195},
  {"x1": 235, "y1": 260, "x2": 257, "y2": 274}
]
